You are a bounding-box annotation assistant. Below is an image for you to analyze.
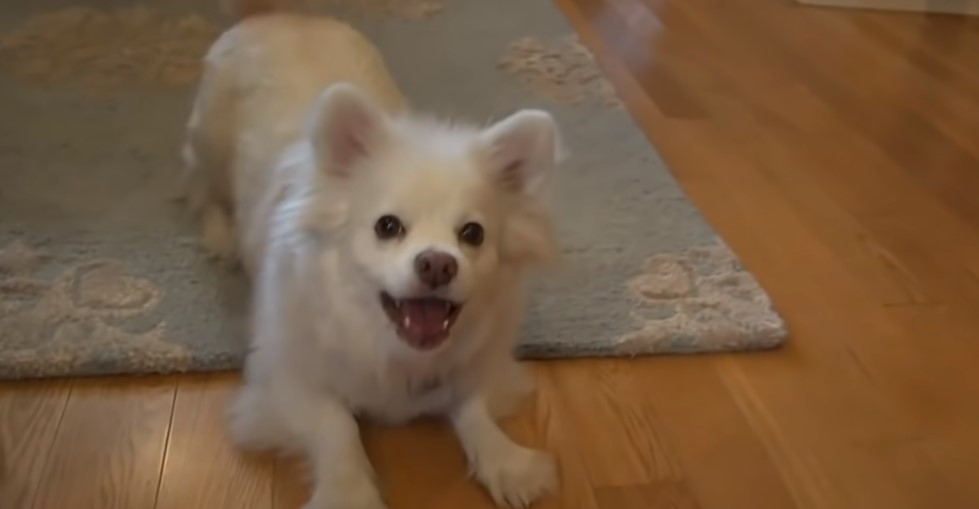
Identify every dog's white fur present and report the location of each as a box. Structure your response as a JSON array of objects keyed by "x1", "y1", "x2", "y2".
[{"x1": 183, "y1": 2, "x2": 563, "y2": 508}]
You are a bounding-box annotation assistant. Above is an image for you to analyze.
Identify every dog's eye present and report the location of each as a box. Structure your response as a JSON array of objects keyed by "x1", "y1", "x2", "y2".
[
  {"x1": 458, "y1": 222, "x2": 484, "y2": 247},
  {"x1": 375, "y1": 215, "x2": 405, "y2": 240}
]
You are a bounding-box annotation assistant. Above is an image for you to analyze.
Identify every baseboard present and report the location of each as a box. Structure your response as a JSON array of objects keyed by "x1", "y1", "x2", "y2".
[{"x1": 797, "y1": 0, "x2": 979, "y2": 15}]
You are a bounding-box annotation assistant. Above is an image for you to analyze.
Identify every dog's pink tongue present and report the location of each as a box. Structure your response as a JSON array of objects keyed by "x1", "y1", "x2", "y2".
[{"x1": 401, "y1": 300, "x2": 451, "y2": 348}]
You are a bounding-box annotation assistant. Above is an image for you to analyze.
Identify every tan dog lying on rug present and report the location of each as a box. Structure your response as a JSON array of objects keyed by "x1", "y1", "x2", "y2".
[{"x1": 181, "y1": 0, "x2": 564, "y2": 507}]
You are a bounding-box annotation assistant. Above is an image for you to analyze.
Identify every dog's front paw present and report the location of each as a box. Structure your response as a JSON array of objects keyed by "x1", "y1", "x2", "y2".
[{"x1": 472, "y1": 446, "x2": 557, "y2": 508}]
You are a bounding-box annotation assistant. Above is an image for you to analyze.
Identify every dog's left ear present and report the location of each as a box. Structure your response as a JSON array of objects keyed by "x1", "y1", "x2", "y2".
[{"x1": 480, "y1": 110, "x2": 564, "y2": 267}]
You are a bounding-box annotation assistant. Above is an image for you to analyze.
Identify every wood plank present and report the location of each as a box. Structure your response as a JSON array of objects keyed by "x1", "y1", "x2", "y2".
[
  {"x1": 558, "y1": 3, "x2": 978, "y2": 507},
  {"x1": 545, "y1": 360, "x2": 682, "y2": 488},
  {"x1": 533, "y1": 364, "x2": 604, "y2": 509},
  {"x1": 594, "y1": 482, "x2": 702, "y2": 509},
  {"x1": 361, "y1": 420, "x2": 483, "y2": 509},
  {"x1": 0, "y1": 380, "x2": 70, "y2": 509},
  {"x1": 155, "y1": 374, "x2": 273, "y2": 509},
  {"x1": 658, "y1": 119, "x2": 972, "y2": 509},
  {"x1": 31, "y1": 377, "x2": 174, "y2": 509},
  {"x1": 626, "y1": 357, "x2": 799, "y2": 509}
]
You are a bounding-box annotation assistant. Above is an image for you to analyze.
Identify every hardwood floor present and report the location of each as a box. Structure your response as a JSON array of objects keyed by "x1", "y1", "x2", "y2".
[{"x1": 3, "y1": 0, "x2": 979, "y2": 507}]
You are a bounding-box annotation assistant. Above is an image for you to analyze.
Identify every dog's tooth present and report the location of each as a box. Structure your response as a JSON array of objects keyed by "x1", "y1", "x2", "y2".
[
  {"x1": 442, "y1": 319, "x2": 449, "y2": 330},
  {"x1": 404, "y1": 316, "x2": 411, "y2": 328}
]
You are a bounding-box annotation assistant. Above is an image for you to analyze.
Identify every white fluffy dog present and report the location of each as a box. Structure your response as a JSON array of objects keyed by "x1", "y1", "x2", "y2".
[{"x1": 182, "y1": 1, "x2": 564, "y2": 508}]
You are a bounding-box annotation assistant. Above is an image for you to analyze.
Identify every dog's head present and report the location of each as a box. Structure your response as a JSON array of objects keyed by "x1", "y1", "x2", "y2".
[{"x1": 302, "y1": 83, "x2": 562, "y2": 352}]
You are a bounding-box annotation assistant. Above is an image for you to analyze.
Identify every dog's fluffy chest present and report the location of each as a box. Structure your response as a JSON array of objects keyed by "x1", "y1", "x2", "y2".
[{"x1": 319, "y1": 341, "x2": 470, "y2": 423}]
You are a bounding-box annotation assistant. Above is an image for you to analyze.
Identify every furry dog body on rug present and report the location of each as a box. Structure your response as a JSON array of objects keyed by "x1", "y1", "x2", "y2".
[{"x1": 182, "y1": 1, "x2": 564, "y2": 507}]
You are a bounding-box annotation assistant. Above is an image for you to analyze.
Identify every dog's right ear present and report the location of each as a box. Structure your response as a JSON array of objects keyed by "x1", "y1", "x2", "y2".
[
  {"x1": 478, "y1": 109, "x2": 562, "y2": 197},
  {"x1": 308, "y1": 83, "x2": 388, "y2": 178},
  {"x1": 480, "y1": 110, "x2": 564, "y2": 267}
]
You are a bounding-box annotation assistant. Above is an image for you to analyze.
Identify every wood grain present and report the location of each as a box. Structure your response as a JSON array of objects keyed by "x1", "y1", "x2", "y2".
[
  {"x1": 3, "y1": 0, "x2": 979, "y2": 507},
  {"x1": 29, "y1": 377, "x2": 174, "y2": 509},
  {"x1": 0, "y1": 381, "x2": 70, "y2": 509},
  {"x1": 627, "y1": 356, "x2": 798, "y2": 509},
  {"x1": 546, "y1": 360, "x2": 682, "y2": 487},
  {"x1": 593, "y1": 482, "x2": 702, "y2": 509},
  {"x1": 154, "y1": 374, "x2": 273, "y2": 509}
]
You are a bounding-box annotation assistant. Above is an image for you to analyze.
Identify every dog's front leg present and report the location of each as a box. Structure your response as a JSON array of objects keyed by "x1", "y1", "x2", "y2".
[
  {"x1": 450, "y1": 393, "x2": 557, "y2": 508},
  {"x1": 300, "y1": 394, "x2": 386, "y2": 509}
]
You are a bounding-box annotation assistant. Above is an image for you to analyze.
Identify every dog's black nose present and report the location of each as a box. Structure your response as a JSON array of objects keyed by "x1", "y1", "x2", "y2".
[{"x1": 414, "y1": 250, "x2": 458, "y2": 288}]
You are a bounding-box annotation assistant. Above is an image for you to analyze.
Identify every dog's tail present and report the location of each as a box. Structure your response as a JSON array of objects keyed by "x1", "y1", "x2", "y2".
[{"x1": 220, "y1": 0, "x2": 292, "y2": 19}]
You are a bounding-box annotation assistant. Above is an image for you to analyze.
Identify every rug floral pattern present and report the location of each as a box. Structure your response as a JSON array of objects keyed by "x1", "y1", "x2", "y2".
[
  {"x1": 499, "y1": 35, "x2": 622, "y2": 108},
  {"x1": 621, "y1": 241, "x2": 786, "y2": 354},
  {"x1": 0, "y1": 239, "x2": 190, "y2": 379}
]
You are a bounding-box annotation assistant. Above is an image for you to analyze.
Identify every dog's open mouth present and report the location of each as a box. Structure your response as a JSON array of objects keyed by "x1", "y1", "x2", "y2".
[{"x1": 380, "y1": 293, "x2": 463, "y2": 350}]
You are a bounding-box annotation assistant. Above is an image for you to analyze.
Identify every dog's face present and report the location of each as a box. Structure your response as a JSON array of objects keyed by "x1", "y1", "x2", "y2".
[{"x1": 304, "y1": 84, "x2": 561, "y2": 353}]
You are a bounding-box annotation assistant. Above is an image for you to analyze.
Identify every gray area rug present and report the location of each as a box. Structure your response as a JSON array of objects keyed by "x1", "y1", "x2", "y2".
[{"x1": 0, "y1": 0, "x2": 787, "y2": 380}]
